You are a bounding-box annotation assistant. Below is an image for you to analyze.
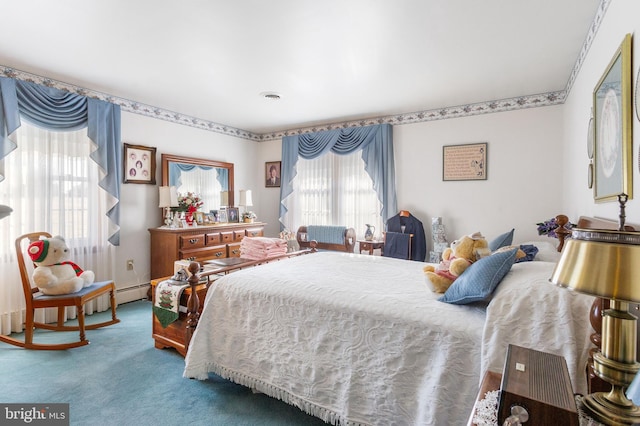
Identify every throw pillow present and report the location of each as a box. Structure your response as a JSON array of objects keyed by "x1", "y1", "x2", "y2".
[
  {"x1": 489, "y1": 228, "x2": 515, "y2": 251},
  {"x1": 438, "y1": 247, "x2": 518, "y2": 305}
]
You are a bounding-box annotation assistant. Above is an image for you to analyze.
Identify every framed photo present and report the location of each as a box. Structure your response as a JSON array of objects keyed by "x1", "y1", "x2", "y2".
[
  {"x1": 442, "y1": 143, "x2": 487, "y2": 181},
  {"x1": 218, "y1": 208, "x2": 228, "y2": 223},
  {"x1": 123, "y1": 143, "x2": 156, "y2": 184},
  {"x1": 194, "y1": 211, "x2": 204, "y2": 225},
  {"x1": 227, "y1": 207, "x2": 240, "y2": 223},
  {"x1": 593, "y1": 33, "x2": 633, "y2": 202},
  {"x1": 265, "y1": 161, "x2": 281, "y2": 187}
]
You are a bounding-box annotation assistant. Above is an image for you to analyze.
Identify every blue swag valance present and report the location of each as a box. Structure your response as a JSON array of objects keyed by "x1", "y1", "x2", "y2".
[
  {"x1": 280, "y1": 124, "x2": 397, "y2": 229},
  {"x1": 0, "y1": 78, "x2": 122, "y2": 245}
]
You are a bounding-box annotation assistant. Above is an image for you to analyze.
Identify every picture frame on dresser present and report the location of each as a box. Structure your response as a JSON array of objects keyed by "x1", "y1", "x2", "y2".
[
  {"x1": 218, "y1": 208, "x2": 228, "y2": 223},
  {"x1": 123, "y1": 143, "x2": 156, "y2": 184},
  {"x1": 227, "y1": 207, "x2": 239, "y2": 223},
  {"x1": 593, "y1": 33, "x2": 633, "y2": 202}
]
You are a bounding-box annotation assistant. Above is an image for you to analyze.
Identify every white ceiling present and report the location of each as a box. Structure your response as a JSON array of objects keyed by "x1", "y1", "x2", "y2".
[{"x1": 0, "y1": 0, "x2": 602, "y2": 136}]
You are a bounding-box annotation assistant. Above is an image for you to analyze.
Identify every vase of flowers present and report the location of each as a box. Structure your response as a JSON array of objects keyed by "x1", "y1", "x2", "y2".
[
  {"x1": 242, "y1": 211, "x2": 257, "y2": 223},
  {"x1": 175, "y1": 192, "x2": 203, "y2": 226}
]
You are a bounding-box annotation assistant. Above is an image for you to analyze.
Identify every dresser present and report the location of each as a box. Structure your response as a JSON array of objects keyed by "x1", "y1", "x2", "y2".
[{"x1": 148, "y1": 222, "x2": 265, "y2": 280}]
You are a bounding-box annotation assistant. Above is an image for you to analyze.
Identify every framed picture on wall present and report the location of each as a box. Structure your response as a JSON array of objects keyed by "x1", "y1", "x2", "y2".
[
  {"x1": 442, "y1": 143, "x2": 487, "y2": 181},
  {"x1": 265, "y1": 161, "x2": 281, "y2": 187},
  {"x1": 593, "y1": 33, "x2": 633, "y2": 202},
  {"x1": 123, "y1": 143, "x2": 156, "y2": 184}
]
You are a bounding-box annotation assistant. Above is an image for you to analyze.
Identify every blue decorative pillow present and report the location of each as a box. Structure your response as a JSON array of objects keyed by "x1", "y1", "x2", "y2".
[
  {"x1": 438, "y1": 248, "x2": 518, "y2": 305},
  {"x1": 489, "y1": 229, "x2": 514, "y2": 251}
]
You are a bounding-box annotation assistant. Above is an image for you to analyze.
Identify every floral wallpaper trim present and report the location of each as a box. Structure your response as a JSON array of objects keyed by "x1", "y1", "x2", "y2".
[
  {"x1": 0, "y1": 66, "x2": 255, "y2": 141},
  {"x1": 0, "y1": 65, "x2": 566, "y2": 142}
]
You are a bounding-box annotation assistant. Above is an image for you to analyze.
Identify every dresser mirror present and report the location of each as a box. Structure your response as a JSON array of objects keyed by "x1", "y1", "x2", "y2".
[{"x1": 161, "y1": 154, "x2": 234, "y2": 213}]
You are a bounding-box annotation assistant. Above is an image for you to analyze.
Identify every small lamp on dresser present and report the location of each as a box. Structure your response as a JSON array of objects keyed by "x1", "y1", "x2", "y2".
[
  {"x1": 551, "y1": 195, "x2": 640, "y2": 425},
  {"x1": 239, "y1": 189, "x2": 253, "y2": 219},
  {"x1": 159, "y1": 186, "x2": 178, "y2": 227},
  {"x1": 220, "y1": 190, "x2": 229, "y2": 208}
]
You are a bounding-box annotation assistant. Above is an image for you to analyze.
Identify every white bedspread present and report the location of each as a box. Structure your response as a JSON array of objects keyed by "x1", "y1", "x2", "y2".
[{"x1": 184, "y1": 252, "x2": 594, "y2": 425}]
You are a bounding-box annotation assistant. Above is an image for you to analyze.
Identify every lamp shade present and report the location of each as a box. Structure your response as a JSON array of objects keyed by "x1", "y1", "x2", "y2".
[
  {"x1": 220, "y1": 191, "x2": 229, "y2": 207},
  {"x1": 239, "y1": 190, "x2": 253, "y2": 207},
  {"x1": 550, "y1": 228, "x2": 640, "y2": 303},
  {"x1": 159, "y1": 186, "x2": 171, "y2": 208},
  {"x1": 169, "y1": 186, "x2": 179, "y2": 207}
]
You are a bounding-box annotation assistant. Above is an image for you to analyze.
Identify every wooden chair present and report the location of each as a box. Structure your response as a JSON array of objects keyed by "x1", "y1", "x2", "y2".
[{"x1": 0, "y1": 232, "x2": 119, "y2": 350}]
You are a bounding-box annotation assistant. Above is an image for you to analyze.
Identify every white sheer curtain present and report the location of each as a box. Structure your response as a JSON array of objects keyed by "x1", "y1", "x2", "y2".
[
  {"x1": 176, "y1": 168, "x2": 222, "y2": 213},
  {"x1": 284, "y1": 151, "x2": 383, "y2": 239},
  {"x1": 0, "y1": 123, "x2": 116, "y2": 335}
]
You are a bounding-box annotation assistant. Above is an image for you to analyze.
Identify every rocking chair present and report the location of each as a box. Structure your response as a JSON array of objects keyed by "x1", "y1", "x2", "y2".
[{"x1": 0, "y1": 232, "x2": 119, "y2": 350}]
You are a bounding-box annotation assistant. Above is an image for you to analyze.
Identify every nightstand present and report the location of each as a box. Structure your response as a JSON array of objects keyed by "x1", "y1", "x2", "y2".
[{"x1": 358, "y1": 239, "x2": 384, "y2": 255}]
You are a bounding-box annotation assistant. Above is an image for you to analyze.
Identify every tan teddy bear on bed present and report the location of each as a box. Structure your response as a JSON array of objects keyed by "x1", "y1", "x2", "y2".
[{"x1": 423, "y1": 232, "x2": 489, "y2": 293}]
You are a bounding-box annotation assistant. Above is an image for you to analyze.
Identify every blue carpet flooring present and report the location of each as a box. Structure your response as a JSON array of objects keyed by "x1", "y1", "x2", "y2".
[{"x1": 0, "y1": 300, "x2": 327, "y2": 426}]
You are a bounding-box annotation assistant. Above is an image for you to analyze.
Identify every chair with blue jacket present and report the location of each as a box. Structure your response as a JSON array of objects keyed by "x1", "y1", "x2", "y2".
[{"x1": 383, "y1": 210, "x2": 427, "y2": 261}]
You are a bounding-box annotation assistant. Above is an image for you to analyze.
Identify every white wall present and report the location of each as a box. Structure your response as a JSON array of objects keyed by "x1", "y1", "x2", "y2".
[
  {"x1": 394, "y1": 106, "x2": 564, "y2": 244},
  {"x1": 115, "y1": 112, "x2": 258, "y2": 301},
  {"x1": 562, "y1": 0, "x2": 640, "y2": 226}
]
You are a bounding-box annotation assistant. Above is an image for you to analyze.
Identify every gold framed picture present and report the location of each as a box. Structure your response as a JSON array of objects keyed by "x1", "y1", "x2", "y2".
[
  {"x1": 593, "y1": 33, "x2": 633, "y2": 202},
  {"x1": 442, "y1": 143, "x2": 487, "y2": 181}
]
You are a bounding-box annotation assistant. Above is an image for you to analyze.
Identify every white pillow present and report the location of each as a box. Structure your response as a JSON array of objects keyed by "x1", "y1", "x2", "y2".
[{"x1": 519, "y1": 240, "x2": 561, "y2": 262}]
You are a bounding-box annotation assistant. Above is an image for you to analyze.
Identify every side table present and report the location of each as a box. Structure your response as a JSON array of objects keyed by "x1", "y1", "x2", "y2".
[{"x1": 358, "y1": 239, "x2": 384, "y2": 255}]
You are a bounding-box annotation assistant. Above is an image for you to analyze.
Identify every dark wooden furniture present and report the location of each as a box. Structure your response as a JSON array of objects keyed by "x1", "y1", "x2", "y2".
[
  {"x1": 296, "y1": 225, "x2": 356, "y2": 252},
  {"x1": 358, "y1": 239, "x2": 384, "y2": 255},
  {"x1": 0, "y1": 232, "x2": 119, "y2": 350},
  {"x1": 151, "y1": 276, "x2": 209, "y2": 356},
  {"x1": 153, "y1": 244, "x2": 317, "y2": 356},
  {"x1": 148, "y1": 222, "x2": 265, "y2": 280}
]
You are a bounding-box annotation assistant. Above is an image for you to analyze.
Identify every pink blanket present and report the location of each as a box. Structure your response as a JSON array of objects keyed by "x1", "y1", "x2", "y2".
[{"x1": 240, "y1": 237, "x2": 287, "y2": 260}]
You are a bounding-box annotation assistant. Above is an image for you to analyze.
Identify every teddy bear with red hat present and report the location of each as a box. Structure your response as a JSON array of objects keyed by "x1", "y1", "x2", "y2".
[{"x1": 28, "y1": 235, "x2": 95, "y2": 295}]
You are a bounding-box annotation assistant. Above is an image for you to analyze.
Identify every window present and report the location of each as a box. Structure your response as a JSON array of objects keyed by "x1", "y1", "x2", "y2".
[
  {"x1": 285, "y1": 151, "x2": 383, "y2": 239},
  {"x1": 0, "y1": 123, "x2": 114, "y2": 333}
]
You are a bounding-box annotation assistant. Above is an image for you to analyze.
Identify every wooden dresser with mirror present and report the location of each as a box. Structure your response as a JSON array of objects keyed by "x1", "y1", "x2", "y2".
[{"x1": 149, "y1": 153, "x2": 264, "y2": 279}]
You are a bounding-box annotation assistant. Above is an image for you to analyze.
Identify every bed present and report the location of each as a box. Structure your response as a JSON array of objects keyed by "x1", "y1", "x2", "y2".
[{"x1": 183, "y1": 228, "x2": 595, "y2": 425}]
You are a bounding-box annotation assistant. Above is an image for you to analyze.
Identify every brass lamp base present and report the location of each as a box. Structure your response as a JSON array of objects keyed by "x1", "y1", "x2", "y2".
[
  {"x1": 583, "y1": 305, "x2": 640, "y2": 425},
  {"x1": 582, "y1": 388, "x2": 640, "y2": 426}
]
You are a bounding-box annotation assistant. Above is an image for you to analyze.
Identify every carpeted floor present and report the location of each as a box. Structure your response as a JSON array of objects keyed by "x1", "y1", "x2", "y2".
[{"x1": 0, "y1": 300, "x2": 327, "y2": 426}]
